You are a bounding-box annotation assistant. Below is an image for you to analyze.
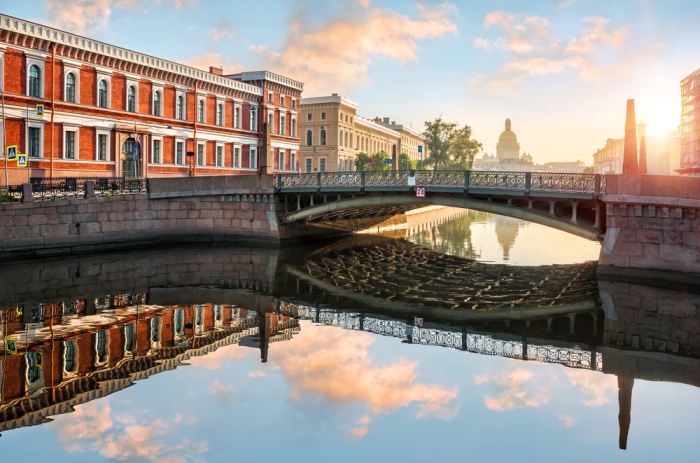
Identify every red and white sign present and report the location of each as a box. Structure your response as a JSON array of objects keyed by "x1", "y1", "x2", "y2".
[
  {"x1": 414, "y1": 316, "x2": 424, "y2": 328},
  {"x1": 416, "y1": 186, "x2": 426, "y2": 198}
]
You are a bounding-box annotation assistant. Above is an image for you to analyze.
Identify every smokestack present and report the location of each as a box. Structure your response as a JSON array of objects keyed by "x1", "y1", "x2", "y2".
[
  {"x1": 639, "y1": 135, "x2": 647, "y2": 174},
  {"x1": 618, "y1": 376, "x2": 634, "y2": 450},
  {"x1": 623, "y1": 99, "x2": 638, "y2": 174}
]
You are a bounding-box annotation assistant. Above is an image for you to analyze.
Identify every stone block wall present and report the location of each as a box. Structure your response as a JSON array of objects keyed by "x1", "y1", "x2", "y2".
[{"x1": 600, "y1": 174, "x2": 700, "y2": 276}]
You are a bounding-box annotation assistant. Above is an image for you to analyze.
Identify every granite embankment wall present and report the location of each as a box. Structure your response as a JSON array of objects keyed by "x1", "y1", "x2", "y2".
[
  {"x1": 0, "y1": 175, "x2": 336, "y2": 260},
  {"x1": 599, "y1": 174, "x2": 700, "y2": 278}
]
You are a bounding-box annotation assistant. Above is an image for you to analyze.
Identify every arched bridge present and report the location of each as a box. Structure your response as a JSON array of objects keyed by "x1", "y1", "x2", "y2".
[{"x1": 275, "y1": 170, "x2": 606, "y2": 240}]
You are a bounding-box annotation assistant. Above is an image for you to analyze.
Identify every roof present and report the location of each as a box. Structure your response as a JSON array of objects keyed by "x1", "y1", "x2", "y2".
[{"x1": 300, "y1": 95, "x2": 359, "y2": 109}]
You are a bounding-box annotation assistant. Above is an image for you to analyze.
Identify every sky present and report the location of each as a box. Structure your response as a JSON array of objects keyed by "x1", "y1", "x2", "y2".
[{"x1": 2, "y1": 0, "x2": 699, "y2": 164}]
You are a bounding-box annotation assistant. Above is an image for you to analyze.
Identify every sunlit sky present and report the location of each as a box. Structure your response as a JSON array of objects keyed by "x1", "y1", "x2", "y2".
[{"x1": 3, "y1": 0, "x2": 699, "y2": 164}]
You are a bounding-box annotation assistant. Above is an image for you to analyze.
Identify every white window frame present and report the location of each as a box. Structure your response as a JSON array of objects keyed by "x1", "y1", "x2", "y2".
[
  {"x1": 320, "y1": 129, "x2": 327, "y2": 146},
  {"x1": 95, "y1": 128, "x2": 111, "y2": 162},
  {"x1": 97, "y1": 75, "x2": 112, "y2": 109},
  {"x1": 291, "y1": 117, "x2": 296, "y2": 137},
  {"x1": 197, "y1": 96, "x2": 207, "y2": 123},
  {"x1": 278, "y1": 149, "x2": 285, "y2": 171},
  {"x1": 268, "y1": 91, "x2": 273, "y2": 103},
  {"x1": 268, "y1": 113, "x2": 274, "y2": 134},
  {"x1": 63, "y1": 65, "x2": 80, "y2": 104},
  {"x1": 251, "y1": 108, "x2": 257, "y2": 131},
  {"x1": 290, "y1": 151, "x2": 296, "y2": 171},
  {"x1": 62, "y1": 124, "x2": 80, "y2": 160},
  {"x1": 234, "y1": 146, "x2": 241, "y2": 168},
  {"x1": 306, "y1": 130, "x2": 313, "y2": 146},
  {"x1": 250, "y1": 148, "x2": 257, "y2": 169},
  {"x1": 215, "y1": 142, "x2": 225, "y2": 167},
  {"x1": 126, "y1": 83, "x2": 139, "y2": 113},
  {"x1": 25, "y1": 55, "x2": 46, "y2": 99},
  {"x1": 280, "y1": 95, "x2": 285, "y2": 106},
  {"x1": 234, "y1": 106, "x2": 240, "y2": 128},
  {"x1": 280, "y1": 114, "x2": 285, "y2": 135},
  {"x1": 319, "y1": 157, "x2": 327, "y2": 172},
  {"x1": 307, "y1": 113, "x2": 312, "y2": 121},
  {"x1": 216, "y1": 101, "x2": 225, "y2": 126},
  {"x1": 175, "y1": 137, "x2": 186, "y2": 165},
  {"x1": 292, "y1": 99, "x2": 296, "y2": 109},
  {"x1": 305, "y1": 157, "x2": 313, "y2": 173},
  {"x1": 175, "y1": 90, "x2": 187, "y2": 120},
  {"x1": 26, "y1": 121, "x2": 44, "y2": 159},
  {"x1": 197, "y1": 141, "x2": 206, "y2": 166},
  {"x1": 152, "y1": 86, "x2": 164, "y2": 117},
  {"x1": 151, "y1": 135, "x2": 163, "y2": 164}
]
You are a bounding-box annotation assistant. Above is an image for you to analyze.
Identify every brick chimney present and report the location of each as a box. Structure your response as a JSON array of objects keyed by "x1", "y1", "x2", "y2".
[
  {"x1": 209, "y1": 66, "x2": 223, "y2": 76},
  {"x1": 622, "y1": 99, "x2": 638, "y2": 174}
]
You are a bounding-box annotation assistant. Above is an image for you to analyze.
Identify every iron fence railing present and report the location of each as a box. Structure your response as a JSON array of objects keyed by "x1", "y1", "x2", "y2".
[
  {"x1": 2, "y1": 178, "x2": 148, "y2": 202},
  {"x1": 275, "y1": 170, "x2": 606, "y2": 194}
]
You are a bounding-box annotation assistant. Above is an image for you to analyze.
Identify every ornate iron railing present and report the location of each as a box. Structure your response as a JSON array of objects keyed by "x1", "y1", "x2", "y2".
[
  {"x1": 28, "y1": 177, "x2": 147, "y2": 201},
  {"x1": 275, "y1": 170, "x2": 606, "y2": 194},
  {"x1": 1, "y1": 185, "x2": 23, "y2": 201}
]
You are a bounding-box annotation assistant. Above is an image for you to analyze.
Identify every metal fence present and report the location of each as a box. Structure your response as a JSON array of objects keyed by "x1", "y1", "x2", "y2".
[
  {"x1": 275, "y1": 170, "x2": 605, "y2": 195},
  {"x1": 3, "y1": 178, "x2": 148, "y2": 202}
]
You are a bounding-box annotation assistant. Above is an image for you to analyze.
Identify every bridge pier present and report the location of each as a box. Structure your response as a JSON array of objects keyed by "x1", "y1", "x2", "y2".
[{"x1": 570, "y1": 201, "x2": 579, "y2": 224}]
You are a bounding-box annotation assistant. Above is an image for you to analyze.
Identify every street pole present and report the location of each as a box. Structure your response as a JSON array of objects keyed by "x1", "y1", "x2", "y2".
[{"x1": 1, "y1": 88, "x2": 6, "y2": 187}]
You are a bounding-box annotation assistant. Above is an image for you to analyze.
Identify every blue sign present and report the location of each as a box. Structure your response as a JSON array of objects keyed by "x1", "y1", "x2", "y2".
[
  {"x1": 367, "y1": 158, "x2": 373, "y2": 165},
  {"x1": 134, "y1": 145, "x2": 140, "y2": 156},
  {"x1": 36, "y1": 104, "x2": 44, "y2": 117},
  {"x1": 17, "y1": 154, "x2": 27, "y2": 167},
  {"x1": 418, "y1": 145, "x2": 422, "y2": 153},
  {"x1": 384, "y1": 159, "x2": 392, "y2": 165},
  {"x1": 7, "y1": 145, "x2": 17, "y2": 161}
]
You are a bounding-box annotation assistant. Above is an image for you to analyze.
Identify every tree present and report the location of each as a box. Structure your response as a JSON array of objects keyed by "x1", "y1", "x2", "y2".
[
  {"x1": 398, "y1": 152, "x2": 417, "y2": 170},
  {"x1": 423, "y1": 117, "x2": 482, "y2": 169},
  {"x1": 354, "y1": 152, "x2": 390, "y2": 171}
]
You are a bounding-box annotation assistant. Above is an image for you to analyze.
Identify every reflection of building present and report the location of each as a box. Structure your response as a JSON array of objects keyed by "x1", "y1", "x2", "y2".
[
  {"x1": 680, "y1": 67, "x2": 700, "y2": 175},
  {"x1": 0, "y1": 300, "x2": 298, "y2": 432},
  {"x1": 299, "y1": 95, "x2": 424, "y2": 172},
  {"x1": 0, "y1": 14, "x2": 302, "y2": 182},
  {"x1": 494, "y1": 215, "x2": 526, "y2": 262},
  {"x1": 593, "y1": 124, "x2": 681, "y2": 175}
]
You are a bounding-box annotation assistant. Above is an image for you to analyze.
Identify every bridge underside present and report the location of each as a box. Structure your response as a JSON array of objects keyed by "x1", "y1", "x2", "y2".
[{"x1": 281, "y1": 191, "x2": 604, "y2": 241}]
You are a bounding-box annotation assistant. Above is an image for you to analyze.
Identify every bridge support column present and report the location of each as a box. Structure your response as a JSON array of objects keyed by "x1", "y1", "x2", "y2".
[
  {"x1": 569, "y1": 314, "x2": 576, "y2": 335},
  {"x1": 528, "y1": 199, "x2": 534, "y2": 210},
  {"x1": 593, "y1": 203, "x2": 601, "y2": 230},
  {"x1": 546, "y1": 318, "x2": 553, "y2": 333},
  {"x1": 549, "y1": 201, "x2": 555, "y2": 215},
  {"x1": 570, "y1": 201, "x2": 579, "y2": 224}
]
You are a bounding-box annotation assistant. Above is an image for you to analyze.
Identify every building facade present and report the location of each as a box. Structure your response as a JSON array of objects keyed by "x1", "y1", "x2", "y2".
[
  {"x1": 496, "y1": 119, "x2": 520, "y2": 160},
  {"x1": 299, "y1": 94, "x2": 423, "y2": 172},
  {"x1": 680, "y1": 67, "x2": 700, "y2": 175},
  {"x1": 593, "y1": 124, "x2": 681, "y2": 175},
  {"x1": 0, "y1": 15, "x2": 302, "y2": 184}
]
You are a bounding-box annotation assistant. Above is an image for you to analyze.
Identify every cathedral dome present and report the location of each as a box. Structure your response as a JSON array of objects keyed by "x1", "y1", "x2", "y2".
[
  {"x1": 496, "y1": 118, "x2": 520, "y2": 160},
  {"x1": 498, "y1": 118, "x2": 518, "y2": 142}
]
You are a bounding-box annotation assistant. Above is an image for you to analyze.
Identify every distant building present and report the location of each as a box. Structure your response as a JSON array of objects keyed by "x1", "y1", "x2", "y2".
[
  {"x1": 496, "y1": 119, "x2": 520, "y2": 160},
  {"x1": 679, "y1": 67, "x2": 700, "y2": 175},
  {"x1": 542, "y1": 161, "x2": 586, "y2": 173},
  {"x1": 473, "y1": 119, "x2": 537, "y2": 171},
  {"x1": 593, "y1": 124, "x2": 681, "y2": 175},
  {"x1": 376, "y1": 118, "x2": 425, "y2": 163}
]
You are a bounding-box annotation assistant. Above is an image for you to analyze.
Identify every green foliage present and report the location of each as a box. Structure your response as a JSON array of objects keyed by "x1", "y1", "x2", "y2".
[
  {"x1": 422, "y1": 117, "x2": 482, "y2": 170},
  {"x1": 583, "y1": 166, "x2": 594, "y2": 173},
  {"x1": 398, "y1": 153, "x2": 418, "y2": 170},
  {"x1": 354, "y1": 151, "x2": 391, "y2": 171},
  {"x1": 410, "y1": 210, "x2": 487, "y2": 260}
]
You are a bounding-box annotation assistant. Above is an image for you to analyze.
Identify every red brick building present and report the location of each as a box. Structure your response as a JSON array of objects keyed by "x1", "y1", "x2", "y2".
[{"x1": 0, "y1": 15, "x2": 303, "y2": 184}]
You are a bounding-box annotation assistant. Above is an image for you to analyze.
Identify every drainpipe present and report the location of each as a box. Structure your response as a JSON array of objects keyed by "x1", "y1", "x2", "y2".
[{"x1": 50, "y1": 44, "x2": 55, "y2": 179}]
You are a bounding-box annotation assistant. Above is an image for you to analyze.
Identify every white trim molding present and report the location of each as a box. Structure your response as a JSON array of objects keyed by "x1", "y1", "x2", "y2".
[{"x1": 95, "y1": 128, "x2": 111, "y2": 161}]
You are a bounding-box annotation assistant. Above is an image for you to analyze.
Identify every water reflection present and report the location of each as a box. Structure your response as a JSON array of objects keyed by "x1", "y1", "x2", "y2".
[{"x1": 0, "y1": 223, "x2": 698, "y2": 461}]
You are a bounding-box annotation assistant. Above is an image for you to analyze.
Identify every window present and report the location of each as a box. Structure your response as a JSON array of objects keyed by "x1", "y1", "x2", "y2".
[
  {"x1": 98, "y1": 80, "x2": 108, "y2": 108},
  {"x1": 98, "y1": 134, "x2": 107, "y2": 160},
  {"x1": 198, "y1": 100, "x2": 204, "y2": 123},
  {"x1": 320, "y1": 158, "x2": 326, "y2": 172},
  {"x1": 216, "y1": 146, "x2": 222, "y2": 166},
  {"x1": 268, "y1": 92, "x2": 273, "y2": 103},
  {"x1": 176, "y1": 141, "x2": 183, "y2": 164},
  {"x1": 292, "y1": 99, "x2": 296, "y2": 109},
  {"x1": 250, "y1": 148, "x2": 257, "y2": 169},
  {"x1": 64, "y1": 341, "x2": 76, "y2": 373},
  {"x1": 320, "y1": 129, "x2": 326, "y2": 146},
  {"x1": 153, "y1": 91, "x2": 161, "y2": 116},
  {"x1": 291, "y1": 119, "x2": 296, "y2": 137},
  {"x1": 281, "y1": 96, "x2": 285, "y2": 106},
  {"x1": 176, "y1": 96, "x2": 183, "y2": 120},
  {"x1": 217, "y1": 104, "x2": 223, "y2": 126},
  {"x1": 251, "y1": 109, "x2": 257, "y2": 130},
  {"x1": 235, "y1": 107, "x2": 240, "y2": 128},
  {"x1": 234, "y1": 147, "x2": 240, "y2": 167},
  {"x1": 24, "y1": 127, "x2": 41, "y2": 159},
  {"x1": 65, "y1": 131, "x2": 75, "y2": 159},
  {"x1": 197, "y1": 144, "x2": 204, "y2": 166},
  {"x1": 307, "y1": 113, "x2": 312, "y2": 121},
  {"x1": 306, "y1": 158, "x2": 312, "y2": 173},
  {"x1": 291, "y1": 152, "x2": 296, "y2": 171},
  {"x1": 321, "y1": 112, "x2": 326, "y2": 120},
  {"x1": 66, "y1": 73, "x2": 76, "y2": 102},
  {"x1": 152, "y1": 139, "x2": 160, "y2": 163},
  {"x1": 306, "y1": 130, "x2": 312, "y2": 146},
  {"x1": 127, "y1": 86, "x2": 135, "y2": 112},
  {"x1": 28, "y1": 65, "x2": 41, "y2": 97},
  {"x1": 278, "y1": 150, "x2": 284, "y2": 170},
  {"x1": 268, "y1": 114, "x2": 273, "y2": 133},
  {"x1": 280, "y1": 115, "x2": 285, "y2": 135}
]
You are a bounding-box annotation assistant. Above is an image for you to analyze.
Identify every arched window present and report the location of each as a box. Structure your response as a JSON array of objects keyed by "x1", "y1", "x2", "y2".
[
  {"x1": 176, "y1": 95, "x2": 183, "y2": 120},
  {"x1": 235, "y1": 107, "x2": 240, "y2": 128},
  {"x1": 153, "y1": 91, "x2": 161, "y2": 116},
  {"x1": 320, "y1": 129, "x2": 327, "y2": 146},
  {"x1": 28, "y1": 65, "x2": 41, "y2": 97},
  {"x1": 64, "y1": 341, "x2": 76, "y2": 373},
  {"x1": 217, "y1": 104, "x2": 223, "y2": 125},
  {"x1": 127, "y1": 86, "x2": 135, "y2": 112},
  {"x1": 198, "y1": 100, "x2": 204, "y2": 123},
  {"x1": 251, "y1": 109, "x2": 257, "y2": 131},
  {"x1": 98, "y1": 80, "x2": 108, "y2": 108},
  {"x1": 306, "y1": 130, "x2": 312, "y2": 146},
  {"x1": 66, "y1": 73, "x2": 76, "y2": 103}
]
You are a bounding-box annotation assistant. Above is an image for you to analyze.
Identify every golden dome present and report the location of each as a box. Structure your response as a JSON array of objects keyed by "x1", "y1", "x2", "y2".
[{"x1": 498, "y1": 118, "x2": 517, "y2": 142}]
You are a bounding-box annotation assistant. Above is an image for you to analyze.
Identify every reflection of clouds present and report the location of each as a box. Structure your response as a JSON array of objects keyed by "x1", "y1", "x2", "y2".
[
  {"x1": 187, "y1": 343, "x2": 248, "y2": 370},
  {"x1": 558, "y1": 413, "x2": 576, "y2": 427},
  {"x1": 52, "y1": 400, "x2": 208, "y2": 461},
  {"x1": 475, "y1": 369, "x2": 551, "y2": 411},
  {"x1": 211, "y1": 381, "x2": 236, "y2": 407},
  {"x1": 565, "y1": 370, "x2": 617, "y2": 407},
  {"x1": 274, "y1": 324, "x2": 458, "y2": 439}
]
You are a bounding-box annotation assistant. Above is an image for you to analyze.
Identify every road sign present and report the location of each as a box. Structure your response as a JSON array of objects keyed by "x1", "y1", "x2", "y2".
[
  {"x1": 416, "y1": 186, "x2": 426, "y2": 198},
  {"x1": 17, "y1": 154, "x2": 27, "y2": 167},
  {"x1": 418, "y1": 145, "x2": 422, "y2": 153},
  {"x1": 384, "y1": 159, "x2": 392, "y2": 165},
  {"x1": 5, "y1": 337, "x2": 17, "y2": 355},
  {"x1": 36, "y1": 104, "x2": 44, "y2": 117},
  {"x1": 367, "y1": 158, "x2": 373, "y2": 165},
  {"x1": 35, "y1": 352, "x2": 43, "y2": 369},
  {"x1": 7, "y1": 145, "x2": 17, "y2": 161},
  {"x1": 414, "y1": 316, "x2": 424, "y2": 328}
]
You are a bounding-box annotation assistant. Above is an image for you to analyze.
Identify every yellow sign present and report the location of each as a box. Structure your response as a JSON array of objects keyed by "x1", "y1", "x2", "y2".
[
  {"x1": 5, "y1": 337, "x2": 17, "y2": 355},
  {"x1": 17, "y1": 154, "x2": 27, "y2": 167},
  {"x1": 36, "y1": 104, "x2": 44, "y2": 117},
  {"x1": 7, "y1": 145, "x2": 17, "y2": 161},
  {"x1": 35, "y1": 352, "x2": 43, "y2": 369},
  {"x1": 15, "y1": 306, "x2": 22, "y2": 316}
]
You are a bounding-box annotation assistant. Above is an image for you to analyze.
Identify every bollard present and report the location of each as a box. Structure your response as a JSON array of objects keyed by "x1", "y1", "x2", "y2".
[
  {"x1": 21, "y1": 183, "x2": 34, "y2": 203},
  {"x1": 84, "y1": 181, "x2": 95, "y2": 199}
]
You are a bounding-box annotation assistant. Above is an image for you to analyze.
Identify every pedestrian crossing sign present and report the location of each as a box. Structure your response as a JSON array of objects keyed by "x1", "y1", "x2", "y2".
[
  {"x1": 18, "y1": 154, "x2": 27, "y2": 167},
  {"x1": 7, "y1": 145, "x2": 17, "y2": 161},
  {"x1": 36, "y1": 104, "x2": 44, "y2": 117},
  {"x1": 5, "y1": 337, "x2": 17, "y2": 355}
]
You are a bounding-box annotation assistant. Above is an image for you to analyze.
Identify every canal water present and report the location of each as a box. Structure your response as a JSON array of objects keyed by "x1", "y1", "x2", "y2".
[{"x1": 1, "y1": 208, "x2": 699, "y2": 462}]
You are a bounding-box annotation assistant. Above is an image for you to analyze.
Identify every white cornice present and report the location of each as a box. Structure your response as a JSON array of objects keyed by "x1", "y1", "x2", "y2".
[{"x1": 301, "y1": 95, "x2": 359, "y2": 109}]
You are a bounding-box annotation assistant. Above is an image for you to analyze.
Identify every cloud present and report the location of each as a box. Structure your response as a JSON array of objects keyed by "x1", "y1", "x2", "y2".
[
  {"x1": 474, "y1": 369, "x2": 551, "y2": 412},
  {"x1": 186, "y1": 343, "x2": 248, "y2": 370},
  {"x1": 43, "y1": 0, "x2": 192, "y2": 34},
  {"x1": 248, "y1": 45, "x2": 269, "y2": 53},
  {"x1": 475, "y1": 11, "x2": 558, "y2": 55},
  {"x1": 558, "y1": 0, "x2": 576, "y2": 7},
  {"x1": 273, "y1": 323, "x2": 458, "y2": 439},
  {"x1": 210, "y1": 20, "x2": 235, "y2": 42},
  {"x1": 565, "y1": 16, "x2": 629, "y2": 55},
  {"x1": 558, "y1": 413, "x2": 576, "y2": 427},
  {"x1": 249, "y1": 370, "x2": 268, "y2": 377},
  {"x1": 52, "y1": 400, "x2": 208, "y2": 461},
  {"x1": 210, "y1": 380, "x2": 236, "y2": 407},
  {"x1": 565, "y1": 370, "x2": 617, "y2": 407},
  {"x1": 182, "y1": 52, "x2": 246, "y2": 74},
  {"x1": 264, "y1": 1, "x2": 459, "y2": 94}
]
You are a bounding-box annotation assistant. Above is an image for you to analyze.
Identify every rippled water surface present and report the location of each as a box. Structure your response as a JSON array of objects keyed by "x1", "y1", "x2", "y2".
[{"x1": 1, "y1": 209, "x2": 699, "y2": 462}]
